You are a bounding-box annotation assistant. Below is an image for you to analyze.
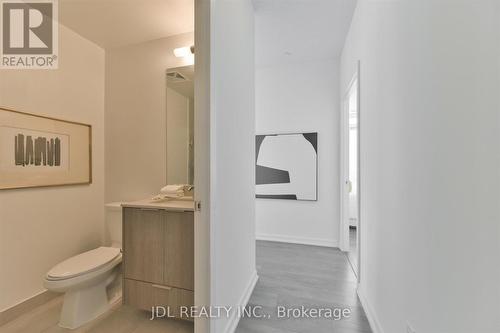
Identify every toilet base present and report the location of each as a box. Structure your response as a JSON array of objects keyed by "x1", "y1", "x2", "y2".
[
  {"x1": 58, "y1": 278, "x2": 111, "y2": 329},
  {"x1": 43, "y1": 251, "x2": 122, "y2": 330}
]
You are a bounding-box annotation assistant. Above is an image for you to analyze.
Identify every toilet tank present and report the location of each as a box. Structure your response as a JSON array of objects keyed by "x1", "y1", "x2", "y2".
[{"x1": 105, "y1": 202, "x2": 123, "y2": 249}]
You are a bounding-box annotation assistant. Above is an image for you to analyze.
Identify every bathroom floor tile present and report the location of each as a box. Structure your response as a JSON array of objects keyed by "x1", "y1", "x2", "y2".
[
  {"x1": 82, "y1": 306, "x2": 145, "y2": 333},
  {"x1": 0, "y1": 300, "x2": 193, "y2": 333},
  {"x1": 131, "y1": 317, "x2": 193, "y2": 333},
  {"x1": 0, "y1": 298, "x2": 62, "y2": 333}
]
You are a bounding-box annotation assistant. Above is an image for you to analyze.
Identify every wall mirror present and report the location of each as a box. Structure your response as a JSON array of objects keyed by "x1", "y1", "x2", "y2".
[{"x1": 166, "y1": 65, "x2": 194, "y2": 185}]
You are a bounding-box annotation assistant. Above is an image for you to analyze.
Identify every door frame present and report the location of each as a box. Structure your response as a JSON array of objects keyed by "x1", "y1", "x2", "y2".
[
  {"x1": 194, "y1": 1, "x2": 212, "y2": 333},
  {"x1": 339, "y1": 61, "x2": 361, "y2": 281}
]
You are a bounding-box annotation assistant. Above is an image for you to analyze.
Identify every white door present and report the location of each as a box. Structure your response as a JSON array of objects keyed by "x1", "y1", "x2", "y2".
[{"x1": 340, "y1": 63, "x2": 360, "y2": 280}]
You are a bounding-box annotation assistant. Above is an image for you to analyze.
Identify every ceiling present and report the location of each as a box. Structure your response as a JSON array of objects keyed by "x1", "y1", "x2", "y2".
[
  {"x1": 253, "y1": 0, "x2": 357, "y2": 67},
  {"x1": 59, "y1": 0, "x2": 194, "y2": 49}
]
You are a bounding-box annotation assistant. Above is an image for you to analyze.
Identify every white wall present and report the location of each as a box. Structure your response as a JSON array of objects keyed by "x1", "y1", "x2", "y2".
[
  {"x1": 256, "y1": 59, "x2": 340, "y2": 247},
  {"x1": 341, "y1": 1, "x2": 500, "y2": 332},
  {"x1": 105, "y1": 32, "x2": 194, "y2": 203},
  {"x1": 0, "y1": 25, "x2": 105, "y2": 311},
  {"x1": 210, "y1": 0, "x2": 256, "y2": 332}
]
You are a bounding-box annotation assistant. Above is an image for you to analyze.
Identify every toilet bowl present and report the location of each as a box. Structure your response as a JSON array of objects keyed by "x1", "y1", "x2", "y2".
[
  {"x1": 44, "y1": 247, "x2": 122, "y2": 329},
  {"x1": 44, "y1": 203, "x2": 124, "y2": 329}
]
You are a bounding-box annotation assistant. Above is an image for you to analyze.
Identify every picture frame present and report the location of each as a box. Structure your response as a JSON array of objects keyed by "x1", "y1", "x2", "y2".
[
  {"x1": 0, "y1": 107, "x2": 92, "y2": 190},
  {"x1": 256, "y1": 132, "x2": 318, "y2": 201}
]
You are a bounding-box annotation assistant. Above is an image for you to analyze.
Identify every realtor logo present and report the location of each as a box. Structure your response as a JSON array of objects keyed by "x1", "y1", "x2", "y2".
[{"x1": 1, "y1": 0, "x2": 58, "y2": 69}]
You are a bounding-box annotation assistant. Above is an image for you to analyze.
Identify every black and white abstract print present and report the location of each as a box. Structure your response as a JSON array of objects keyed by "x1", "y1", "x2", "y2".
[{"x1": 256, "y1": 132, "x2": 317, "y2": 201}]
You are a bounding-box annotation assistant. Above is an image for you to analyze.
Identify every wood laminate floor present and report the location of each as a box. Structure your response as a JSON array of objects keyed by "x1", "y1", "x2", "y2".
[
  {"x1": 235, "y1": 241, "x2": 371, "y2": 333},
  {"x1": 0, "y1": 297, "x2": 193, "y2": 333},
  {"x1": 1, "y1": 241, "x2": 370, "y2": 333}
]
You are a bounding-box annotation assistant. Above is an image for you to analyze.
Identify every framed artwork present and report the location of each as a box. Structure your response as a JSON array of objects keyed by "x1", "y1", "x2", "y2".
[
  {"x1": 256, "y1": 132, "x2": 317, "y2": 201},
  {"x1": 0, "y1": 108, "x2": 92, "y2": 190}
]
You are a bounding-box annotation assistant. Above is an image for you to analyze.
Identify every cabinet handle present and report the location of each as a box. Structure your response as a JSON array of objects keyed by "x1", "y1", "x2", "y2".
[
  {"x1": 152, "y1": 284, "x2": 172, "y2": 291},
  {"x1": 140, "y1": 208, "x2": 160, "y2": 212}
]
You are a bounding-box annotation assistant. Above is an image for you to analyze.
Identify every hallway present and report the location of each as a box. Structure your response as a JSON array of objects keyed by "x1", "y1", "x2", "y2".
[{"x1": 236, "y1": 241, "x2": 371, "y2": 333}]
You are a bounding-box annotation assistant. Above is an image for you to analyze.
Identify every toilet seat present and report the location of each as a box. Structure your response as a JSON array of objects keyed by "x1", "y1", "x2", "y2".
[{"x1": 47, "y1": 247, "x2": 121, "y2": 281}]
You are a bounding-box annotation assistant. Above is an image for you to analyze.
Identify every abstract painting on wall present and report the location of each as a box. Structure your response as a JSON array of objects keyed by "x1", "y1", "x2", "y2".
[
  {"x1": 0, "y1": 108, "x2": 92, "y2": 190},
  {"x1": 256, "y1": 132, "x2": 317, "y2": 201}
]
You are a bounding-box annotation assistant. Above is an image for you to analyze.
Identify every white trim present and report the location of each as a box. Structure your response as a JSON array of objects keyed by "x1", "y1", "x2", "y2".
[
  {"x1": 223, "y1": 270, "x2": 259, "y2": 333},
  {"x1": 357, "y1": 287, "x2": 384, "y2": 333},
  {"x1": 193, "y1": 1, "x2": 212, "y2": 332},
  {"x1": 256, "y1": 233, "x2": 338, "y2": 248}
]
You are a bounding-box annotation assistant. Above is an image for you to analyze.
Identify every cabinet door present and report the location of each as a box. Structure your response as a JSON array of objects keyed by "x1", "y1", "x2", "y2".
[
  {"x1": 123, "y1": 208, "x2": 164, "y2": 284},
  {"x1": 164, "y1": 212, "x2": 194, "y2": 290},
  {"x1": 124, "y1": 279, "x2": 194, "y2": 321}
]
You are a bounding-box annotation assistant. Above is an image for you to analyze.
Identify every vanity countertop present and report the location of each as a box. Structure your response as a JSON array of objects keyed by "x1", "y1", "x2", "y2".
[{"x1": 121, "y1": 198, "x2": 195, "y2": 211}]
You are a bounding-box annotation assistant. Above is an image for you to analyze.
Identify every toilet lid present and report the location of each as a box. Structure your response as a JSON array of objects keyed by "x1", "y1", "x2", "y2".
[{"x1": 47, "y1": 247, "x2": 120, "y2": 280}]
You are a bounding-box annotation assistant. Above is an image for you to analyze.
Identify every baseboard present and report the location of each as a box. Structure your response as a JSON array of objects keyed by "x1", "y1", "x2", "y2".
[
  {"x1": 256, "y1": 233, "x2": 338, "y2": 248},
  {"x1": 357, "y1": 286, "x2": 384, "y2": 333},
  {"x1": 0, "y1": 290, "x2": 59, "y2": 326},
  {"x1": 224, "y1": 270, "x2": 259, "y2": 333}
]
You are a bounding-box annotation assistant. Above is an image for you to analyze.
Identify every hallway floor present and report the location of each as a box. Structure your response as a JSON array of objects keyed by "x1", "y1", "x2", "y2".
[{"x1": 235, "y1": 241, "x2": 371, "y2": 333}]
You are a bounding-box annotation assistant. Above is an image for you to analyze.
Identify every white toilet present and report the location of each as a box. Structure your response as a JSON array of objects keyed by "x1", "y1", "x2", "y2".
[{"x1": 44, "y1": 203, "x2": 123, "y2": 329}]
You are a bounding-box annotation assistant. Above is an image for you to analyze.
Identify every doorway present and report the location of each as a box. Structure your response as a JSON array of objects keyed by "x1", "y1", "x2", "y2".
[{"x1": 340, "y1": 64, "x2": 360, "y2": 279}]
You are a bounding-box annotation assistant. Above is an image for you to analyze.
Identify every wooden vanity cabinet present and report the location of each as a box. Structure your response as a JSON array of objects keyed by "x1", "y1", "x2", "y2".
[{"x1": 122, "y1": 207, "x2": 194, "y2": 320}]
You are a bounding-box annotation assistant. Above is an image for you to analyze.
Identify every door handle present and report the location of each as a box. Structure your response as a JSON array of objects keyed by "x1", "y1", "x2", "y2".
[
  {"x1": 152, "y1": 284, "x2": 172, "y2": 291},
  {"x1": 140, "y1": 208, "x2": 160, "y2": 212},
  {"x1": 346, "y1": 180, "x2": 353, "y2": 193}
]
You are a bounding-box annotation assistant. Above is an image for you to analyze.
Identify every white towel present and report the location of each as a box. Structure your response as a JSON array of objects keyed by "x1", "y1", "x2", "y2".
[{"x1": 160, "y1": 184, "x2": 185, "y2": 195}]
